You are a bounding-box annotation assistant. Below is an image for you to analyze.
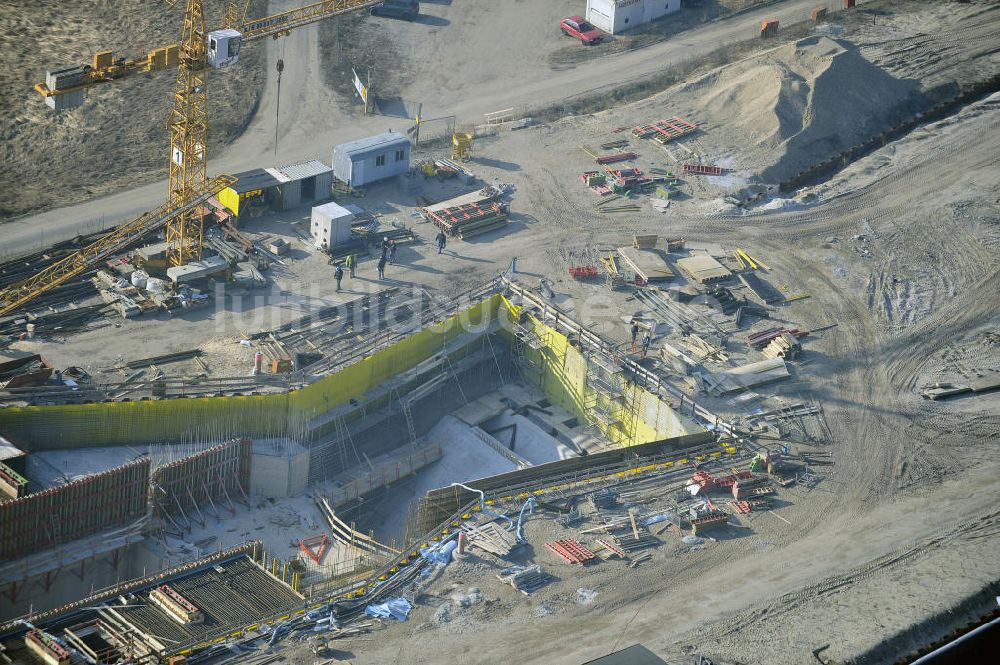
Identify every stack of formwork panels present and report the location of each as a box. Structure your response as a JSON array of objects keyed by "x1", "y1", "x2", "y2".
[{"x1": 422, "y1": 189, "x2": 508, "y2": 240}]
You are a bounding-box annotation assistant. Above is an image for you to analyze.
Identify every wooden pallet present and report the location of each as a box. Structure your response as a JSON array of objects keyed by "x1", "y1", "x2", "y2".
[{"x1": 465, "y1": 522, "x2": 517, "y2": 557}]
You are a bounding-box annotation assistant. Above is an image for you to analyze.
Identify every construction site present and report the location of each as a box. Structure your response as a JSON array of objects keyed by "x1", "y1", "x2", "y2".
[{"x1": 0, "y1": 0, "x2": 998, "y2": 664}]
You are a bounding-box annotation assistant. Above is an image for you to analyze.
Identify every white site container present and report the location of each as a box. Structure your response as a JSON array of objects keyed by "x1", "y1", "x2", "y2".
[{"x1": 311, "y1": 202, "x2": 354, "y2": 250}]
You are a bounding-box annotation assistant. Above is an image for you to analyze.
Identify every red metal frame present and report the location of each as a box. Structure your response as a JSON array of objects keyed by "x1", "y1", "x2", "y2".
[
  {"x1": 545, "y1": 539, "x2": 596, "y2": 564},
  {"x1": 299, "y1": 534, "x2": 330, "y2": 564},
  {"x1": 682, "y1": 163, "x2": 724, "y2": 176}
]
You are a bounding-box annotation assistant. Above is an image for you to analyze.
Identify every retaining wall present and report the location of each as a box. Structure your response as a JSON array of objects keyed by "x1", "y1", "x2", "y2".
[
  {"x1": 0, "y1": 459, "x2": 149, "y2": 560},
  {"x1": 500, "y1": 296, "x2": 702, "y2": 446},
  {"x1": 0, "y1": 295, "x2": 502, "y2": 449},
  {"x1": 151, "y1": 438, "x2": 251, "y2": 518}
]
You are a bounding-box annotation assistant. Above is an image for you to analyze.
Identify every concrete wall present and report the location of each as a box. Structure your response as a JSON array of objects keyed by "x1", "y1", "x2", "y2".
[
  {"x1": 250, "y1": 438, "x2": 309, "y2": 499},
  {"x1": 0, "y1": 459, "x2": 149, "y2": 560},
  {"x1": 0, "y1": 296, "x2": 501, "y2": 450}
]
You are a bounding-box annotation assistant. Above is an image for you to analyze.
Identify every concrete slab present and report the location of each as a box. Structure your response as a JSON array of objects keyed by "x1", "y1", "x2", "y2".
[{"x1": 452, "y1": 392, "x2": 509, "y2": 426}]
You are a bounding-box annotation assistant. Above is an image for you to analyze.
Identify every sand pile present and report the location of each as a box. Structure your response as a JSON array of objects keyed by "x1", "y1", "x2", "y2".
[{"x1": 678, "y1": 36, "x2": 925, "y2": 183}]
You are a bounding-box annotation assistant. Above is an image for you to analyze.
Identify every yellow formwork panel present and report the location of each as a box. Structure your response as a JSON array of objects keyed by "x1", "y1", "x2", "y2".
[
  {"x1": 0, "y1": 393, "x2": 291, "y2": 448},
  {"x1": 499, "y1": 296, "x2": 701, "y2": 447},
  {"x1": 287, "y1": 295, "x2": 498, "y2": 419},
  {"x1": 0, "y1": 296, "x2": 502, "y2": 449}
]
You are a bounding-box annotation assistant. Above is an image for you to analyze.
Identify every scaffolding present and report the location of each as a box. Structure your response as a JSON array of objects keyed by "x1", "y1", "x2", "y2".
[
  {"x1": 307, "y1": 415, "x2": 361, "y2": 486},
  {"x1": 511, "y1": 321, "x2": 544, "y2": 385},
  {"x1": 584, "y1": 350, "x2": 625, "y2": 434}
]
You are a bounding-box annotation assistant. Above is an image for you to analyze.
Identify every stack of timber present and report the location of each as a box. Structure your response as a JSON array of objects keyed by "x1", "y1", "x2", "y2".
[
  {"x1": 595, "y1": 151, "x2": 637, "y2": 164},
  {"x1": 496, "y1": 564, "x2": 550, "y2": 594},
  {"x1": 746, "y1": 327, "x2": 808, "y2": 350},
  {"x1": 762, "y1": 333, "x2": 802, "y2": 359},
  {"x1": 465, "y1": 521, "x2": 518, "y2": 557}
]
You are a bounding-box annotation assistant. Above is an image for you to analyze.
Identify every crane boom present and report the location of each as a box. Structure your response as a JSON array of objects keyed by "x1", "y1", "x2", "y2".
[
  {"x1": 35, "y1": 0, "x2": 384, "y2": 104},
  {"x1": 238, "y1": 0, "x2": 382, "y2": 41},
  {"x1": 0, "y1": 174, "x2": 236, "y2": 319}
]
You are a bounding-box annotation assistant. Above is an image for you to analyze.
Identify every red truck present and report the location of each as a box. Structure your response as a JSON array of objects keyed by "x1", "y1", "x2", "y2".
[{"x1": 560, "y1": 16, "x2": 602, "y2": 45}]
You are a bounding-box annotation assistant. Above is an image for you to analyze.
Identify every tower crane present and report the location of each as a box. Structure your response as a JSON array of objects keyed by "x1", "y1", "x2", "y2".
[{"x1": 0, "y1": 0, "x2": 385, "y2": 319}]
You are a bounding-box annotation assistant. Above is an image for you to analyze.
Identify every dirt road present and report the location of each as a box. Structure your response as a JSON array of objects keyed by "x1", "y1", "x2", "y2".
[{"x1": 2, "y1": 0, "x2": 863, "y2": 256}]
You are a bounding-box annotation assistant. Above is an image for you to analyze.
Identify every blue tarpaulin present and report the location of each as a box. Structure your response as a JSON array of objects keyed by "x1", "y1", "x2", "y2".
[
  {"x1": 641, "y1": 514, "x2": 670, "y2": 527},
  {"x1": 364, "y1": 597, "x2": 412, "y2": 621},
  {"x1": 421, "y1": 539, "x2": 458, "y2": 565}
]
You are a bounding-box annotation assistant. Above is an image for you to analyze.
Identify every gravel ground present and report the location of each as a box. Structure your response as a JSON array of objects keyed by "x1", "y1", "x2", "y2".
[
  {"x1": 0, "y1": 0, "x2": 266, "y2": 221},
  {"x1": 1, "y1": 0, "x2": 997, "y2": 663}
]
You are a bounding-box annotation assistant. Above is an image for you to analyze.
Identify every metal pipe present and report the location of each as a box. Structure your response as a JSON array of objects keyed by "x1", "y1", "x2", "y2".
[{"x1": 909, "y1": 614, "x2": 1000, "y2": 665}]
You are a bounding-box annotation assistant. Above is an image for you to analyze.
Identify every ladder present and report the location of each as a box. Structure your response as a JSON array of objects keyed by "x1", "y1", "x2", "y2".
[
  {"x1": 444, "y1": 354, "x2": 468, "y2": 405},
  {"x1": 401, "y1": 399, "x2": 417, "y2": 447}
]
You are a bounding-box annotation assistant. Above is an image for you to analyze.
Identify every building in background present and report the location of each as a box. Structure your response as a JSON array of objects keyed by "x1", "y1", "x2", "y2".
[
  {"x1": 332, "y1": 131, "x2": 411, "y2": 189},
  {"x1": 219, "y1": 161, "x2": 333, "y2": 218},
  {"x1": 586, "y1": 0, "x2": 681, "y2": 34},
  {"x1": 265, "y1": 160, "x2": 333, "y2": 212}
]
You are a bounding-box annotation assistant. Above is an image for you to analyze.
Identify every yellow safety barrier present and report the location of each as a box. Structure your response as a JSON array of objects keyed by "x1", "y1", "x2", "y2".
[{"x1": 0, "y1": 295, "x2": 501, "y2": 448}]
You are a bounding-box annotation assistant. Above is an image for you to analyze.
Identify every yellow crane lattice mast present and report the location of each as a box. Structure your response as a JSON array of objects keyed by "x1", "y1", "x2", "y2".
[{"x1": 167, "y1": 0, "x2": 211, "y2": 267}]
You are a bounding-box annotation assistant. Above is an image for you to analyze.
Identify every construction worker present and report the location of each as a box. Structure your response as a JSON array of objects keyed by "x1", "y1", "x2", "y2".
[
  {"x1": 377, "y1": 255, "x2": 387, "y2": 280},
  {"x1": 641, "y1": 331, "x2": 652, "y2": 358},
  {"x1": 345, "y1": 253, "x2": 356, "y2": 278},
  {"x1": 436, "y1": 230, "x2": 447, "y2": 254},
  {"x1": 388, "y1": 239, "x2": 397, "y2": 264},
  {"x1": 334, "y1": 264, "x2": 344, "y2": 292},
  {"x1": 381, "y1": 236, "x2": 390, "y2": 253},
  {"x1": 630, "y1": 321, "x2": 640, "y2": 352}
]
